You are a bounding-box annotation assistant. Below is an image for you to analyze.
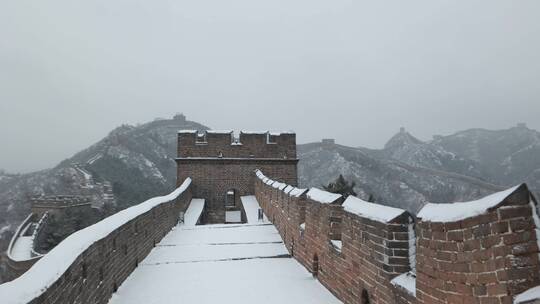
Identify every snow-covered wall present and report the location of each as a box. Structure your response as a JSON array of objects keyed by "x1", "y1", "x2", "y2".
[
  {"x1": 0, "y1": 178, "x2": 192, "y2": 304},
  {"x1": 255, "y1": 170, "x2": 540, "y2": 304},
  {"x1": 416, "y1": 183, "x2": 540, "y2": 304},
  {"x1": 254, "y1": 170, "x2": 415, "y2": 304},
  {"x1": 4, "y1": 214, "x2": 43, "y2": 282}
]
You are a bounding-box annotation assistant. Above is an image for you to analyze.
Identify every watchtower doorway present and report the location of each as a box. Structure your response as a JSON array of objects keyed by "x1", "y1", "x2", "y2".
[
  {"x1": 225, "y1": 189, "x2": 242, "y2": 224},
  {"x1": 225, "y1": 189, "x2": 237, "y2": 208},
  {"x1": 312, "y1": 254, "x2": 319, "y2": 277}
]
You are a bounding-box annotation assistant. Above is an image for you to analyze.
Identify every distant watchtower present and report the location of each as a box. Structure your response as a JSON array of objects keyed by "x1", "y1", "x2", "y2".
[{"x1": 176, "y1": 130, "x2": 298, "y2": 223}]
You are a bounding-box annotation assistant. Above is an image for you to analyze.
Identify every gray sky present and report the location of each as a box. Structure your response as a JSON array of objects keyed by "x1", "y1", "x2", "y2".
[{"x1": 1, "y1": 0, "x2": 539, "y2": 173}]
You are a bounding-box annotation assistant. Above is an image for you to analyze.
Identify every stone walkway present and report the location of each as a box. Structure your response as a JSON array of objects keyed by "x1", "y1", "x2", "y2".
[{"x1": 108, "y1": 199, "x2": 342, "y2": 304}]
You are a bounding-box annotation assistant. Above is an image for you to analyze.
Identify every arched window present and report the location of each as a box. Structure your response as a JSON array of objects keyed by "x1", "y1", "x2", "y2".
[
  {"x1": 225, "y1": 189, "x2": 237, "y2": 207},
  {"x1": 361, "y1": 289, "x2": 370, "y2": 304},
  {"x1": 312, "y1": 254, "x2": 319, "y2": 277}
]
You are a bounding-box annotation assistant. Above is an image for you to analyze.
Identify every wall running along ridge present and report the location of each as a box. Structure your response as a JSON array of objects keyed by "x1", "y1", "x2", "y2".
[
  {"x1": 4, "y1": 214, "x2": 45, "y2": 281},
  {"x1": 0, "y1": 178, "x2": 193, "y2": 304},
  {"x1": 255, "y1": 170, "x2": 540, "y2": 304}
]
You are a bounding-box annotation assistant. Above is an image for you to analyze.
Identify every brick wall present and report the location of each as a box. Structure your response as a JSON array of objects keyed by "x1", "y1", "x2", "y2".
[
  {"x1": 255, "y1": 171, "x2": 540, "y2": 304},
  {"x1": 0, "y1": 181, "x2": 192, "y2": 304},
  {"x1": 177, "y1": 130, "x2": 298, "y2": 223},
  {"x1": 255, "y1": 171, "x2": 414, "y2": 304},
  {"x1": 416, "y1": 184, "x2": 540, "y2": 304},
  {"x1": 177, "y1": 131, "x2": 296, "y2": 159}
]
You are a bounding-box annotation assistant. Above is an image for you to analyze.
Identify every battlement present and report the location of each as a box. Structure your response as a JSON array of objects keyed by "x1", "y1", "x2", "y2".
[
  {"x1": 177, "y1": 130, "x2": 298, "y2": 223},
  {"x1": 30, "y1": 195, "x2": 92, "y2": 219},
  {"x1": 31, "y1": 195, "x2": 91, "y2": 206},
  {"x1": 255, "y1": 170, "x2": 540, "y2": 304},
  {"x1": 177, "y1": 130, "x2": 296, "y2": 159}
]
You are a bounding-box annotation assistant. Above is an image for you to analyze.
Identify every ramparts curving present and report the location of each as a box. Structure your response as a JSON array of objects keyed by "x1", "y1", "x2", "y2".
[{"x1": 0, "y1": 178, "x2": 192, "y2": 304}]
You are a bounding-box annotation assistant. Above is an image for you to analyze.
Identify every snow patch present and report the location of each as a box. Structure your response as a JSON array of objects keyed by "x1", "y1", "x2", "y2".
[
  {"x1": 183, "y1": 199, "x2": 205, "y2": 226},
  {"x1": 391, "y1": 272, "x2": 416, "y2": 296},
  {"x1": 343, "y1": 196, "x2": 406, "y2": 223},
  {"x1": 307, "y1": 188, "x2": 342, "y2": 204},
  {"x1": 330, "y1": 240, "x2": 342, "y2": 252},
  {"x1": 241, "y1": 196, "x2": 268, "y2": 224}
]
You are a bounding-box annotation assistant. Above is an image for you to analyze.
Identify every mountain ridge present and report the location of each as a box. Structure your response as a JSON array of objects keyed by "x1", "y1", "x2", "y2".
[{"x1": 1, "y1": 117, "x2": 539, "y2": 282}]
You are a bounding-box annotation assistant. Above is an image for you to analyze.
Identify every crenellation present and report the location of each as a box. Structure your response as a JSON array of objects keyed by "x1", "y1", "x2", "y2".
[
  {"x1": 254, "y1": 169, "x2": 540, "y2": 304},
  {"x1": 177, "y1": 130, "x2": 298, "y2": 223}
]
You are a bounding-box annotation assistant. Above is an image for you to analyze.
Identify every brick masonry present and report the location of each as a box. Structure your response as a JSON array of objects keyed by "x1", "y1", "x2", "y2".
[
  {"x1": 176, "y1": 131, "x2": 298, "y2": 223},
  {"x1": 255, "y1": 171, "x2": 540, "y2": 304},
  {"x1": 10, "y1": 182, "x2": 192, "y2": 304}
]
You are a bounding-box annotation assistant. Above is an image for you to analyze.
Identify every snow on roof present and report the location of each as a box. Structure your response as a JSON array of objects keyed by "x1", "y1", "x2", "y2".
[
  {"x1": 178, "y1": 130, "x2": 198, "y2": 134},
  {"x1": 391, "y1": 272, "x2": 416, "y2": 297},
  {"x1": 0, "y1": 178, "x2": 192, "y2": 304},
  {"x1": 307, "y1": 188, "x2": 342, "y2": 204},
  {"x1": 272, "y1": 182, "x2": 283, "y2": 189},
  {"x1": 240, "y1": 131, "x2": 295, "y2": 135},
  {"x1": 256, "y1": 170, "x2": 305, "y2": 197},
  {"x1": 343, "y1": 196, "x2": 406, "y2": 223},
  {"x1": 283, "y1": 186, "x2": 295, "y2": 194},
  {"x1": 290, "y1": 188, "x2": 307, "y2": 197},
  {"x1": 206, "y1": 130, "x2": 233, "y2": 134},
  {"x1": 240, "y1": 131, "x2": 268, "y2": 135},
  {"x1": 417, "y1": 184, "x2": 523, "y2": 223},
  {"x1": 255, "y1": 170, "x2": 265, "y2": 179},
  {"x1": 515, "y1": 285, "x2": 540, "y2": 304}
]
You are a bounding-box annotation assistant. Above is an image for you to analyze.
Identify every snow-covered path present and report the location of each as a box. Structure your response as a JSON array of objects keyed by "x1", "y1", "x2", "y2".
[
  {"x1": 183, "y1": 198, "x2": 205, "y2": 226},
  {"x1": 109, "y1": 200, "x2": 342, "y2": 304},
  {"x1": 241, "y1": 195, "x2": 269, "y2": 224}
]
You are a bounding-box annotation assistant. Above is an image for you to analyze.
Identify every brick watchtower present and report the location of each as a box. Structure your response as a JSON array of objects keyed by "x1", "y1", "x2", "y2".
[{"x1": 176, "y1": 130, "x2": 299, "y2": 223}]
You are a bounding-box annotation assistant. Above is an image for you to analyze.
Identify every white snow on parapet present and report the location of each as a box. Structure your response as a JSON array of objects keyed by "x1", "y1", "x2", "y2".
[
  {"x1": 205, "y1": 130, "x2": 233, "y2": 134},
  {"x1": 183, "y1": 199, "x2": 205, "y2": 226},
  {"x1": 255, "y1": 170, "x2": 306, "y2": 198},
  {"x1": 289, "y1": 188, "x2": 308, "y2": 197},
  {"x1": 0, "y1": 178, "x2": 192, "y2": 304},
  {"x1": 391, "y1": 272, "x2": 416, "y2": 296},
  {"x1": 343, "y1": 196, "x2": 406, "y2": 223},
  {"x1": 515, "y1": 285, "x2": 540, "y2": 304},
  {"x1": 417, "y1": 184, "x2": 523, "y2": 222},
  {"x1": 241, "y1": 196, "x2": 268, "y2": 224},
  {"x1": 307, "y1": 188, "x2": 342, "y2": 204}
]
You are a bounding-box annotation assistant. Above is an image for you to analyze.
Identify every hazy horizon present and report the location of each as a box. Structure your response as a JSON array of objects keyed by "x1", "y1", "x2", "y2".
[{"x1": 1, "y1": 0, "x2": 539, "y2": 173}]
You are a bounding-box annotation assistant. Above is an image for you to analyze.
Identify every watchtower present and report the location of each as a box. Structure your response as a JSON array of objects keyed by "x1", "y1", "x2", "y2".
[{"x1": 176, "y1": 130, "x2": 298, "y2": 223}]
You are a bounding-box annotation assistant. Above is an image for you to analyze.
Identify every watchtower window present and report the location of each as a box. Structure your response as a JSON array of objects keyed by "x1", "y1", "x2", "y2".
[
  {"x1": 361, "y1": 290, "x2": 370, "y2": 304},
  {"x1": 225, "y1": 189, "x2": 237, "y2": 207},
  {"x1": 267, "y1": 133, "x2": 278, "y2": 144},
  {"x1": 312, "y1": 254, "x2": 319, "y2": 277},
  {"x1": 196, "y1": 133, "x2": 207, "y2": 144}
]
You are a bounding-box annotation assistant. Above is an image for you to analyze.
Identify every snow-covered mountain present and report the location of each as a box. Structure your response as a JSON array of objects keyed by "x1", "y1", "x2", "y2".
[
  {"x1": 298, "y1": 142, "x2": 501, "y2": 214},
  {"x1": 299, "y1": 124, "x2": 540, "y2": 214},
  {"x1": 0, "y1": 114, "x2": 208, "y2": 281},
  {"x1": 1, "y1": 117, "x2": 539, "y2": 282},
  {"x1": 431, "y1": 124, "x2": 540, "y2": 188}
]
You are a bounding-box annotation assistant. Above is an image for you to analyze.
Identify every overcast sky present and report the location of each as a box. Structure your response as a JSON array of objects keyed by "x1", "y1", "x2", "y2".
[{"x1": 1, "y1": 0, "x2": 539, "y2": 173}]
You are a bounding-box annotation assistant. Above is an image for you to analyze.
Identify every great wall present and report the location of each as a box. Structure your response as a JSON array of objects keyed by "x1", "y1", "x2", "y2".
[{"x1": 1, "y1": 130, "x2": 540, "y2": 304}]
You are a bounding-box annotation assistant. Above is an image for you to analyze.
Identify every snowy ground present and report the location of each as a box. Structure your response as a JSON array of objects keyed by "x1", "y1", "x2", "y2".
[
  {"x1": 240, "y1": 195, "x2": 268, "y2": 224},
  {"x1": 183, "y1": 198, "x2": 205, "y2": 226},
  {"x1": 10, "y1": 235, "x2": 33, "y2": 261},
  {"x1": 109, "y1": 199, "x2": 341, "y2": 304}
]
